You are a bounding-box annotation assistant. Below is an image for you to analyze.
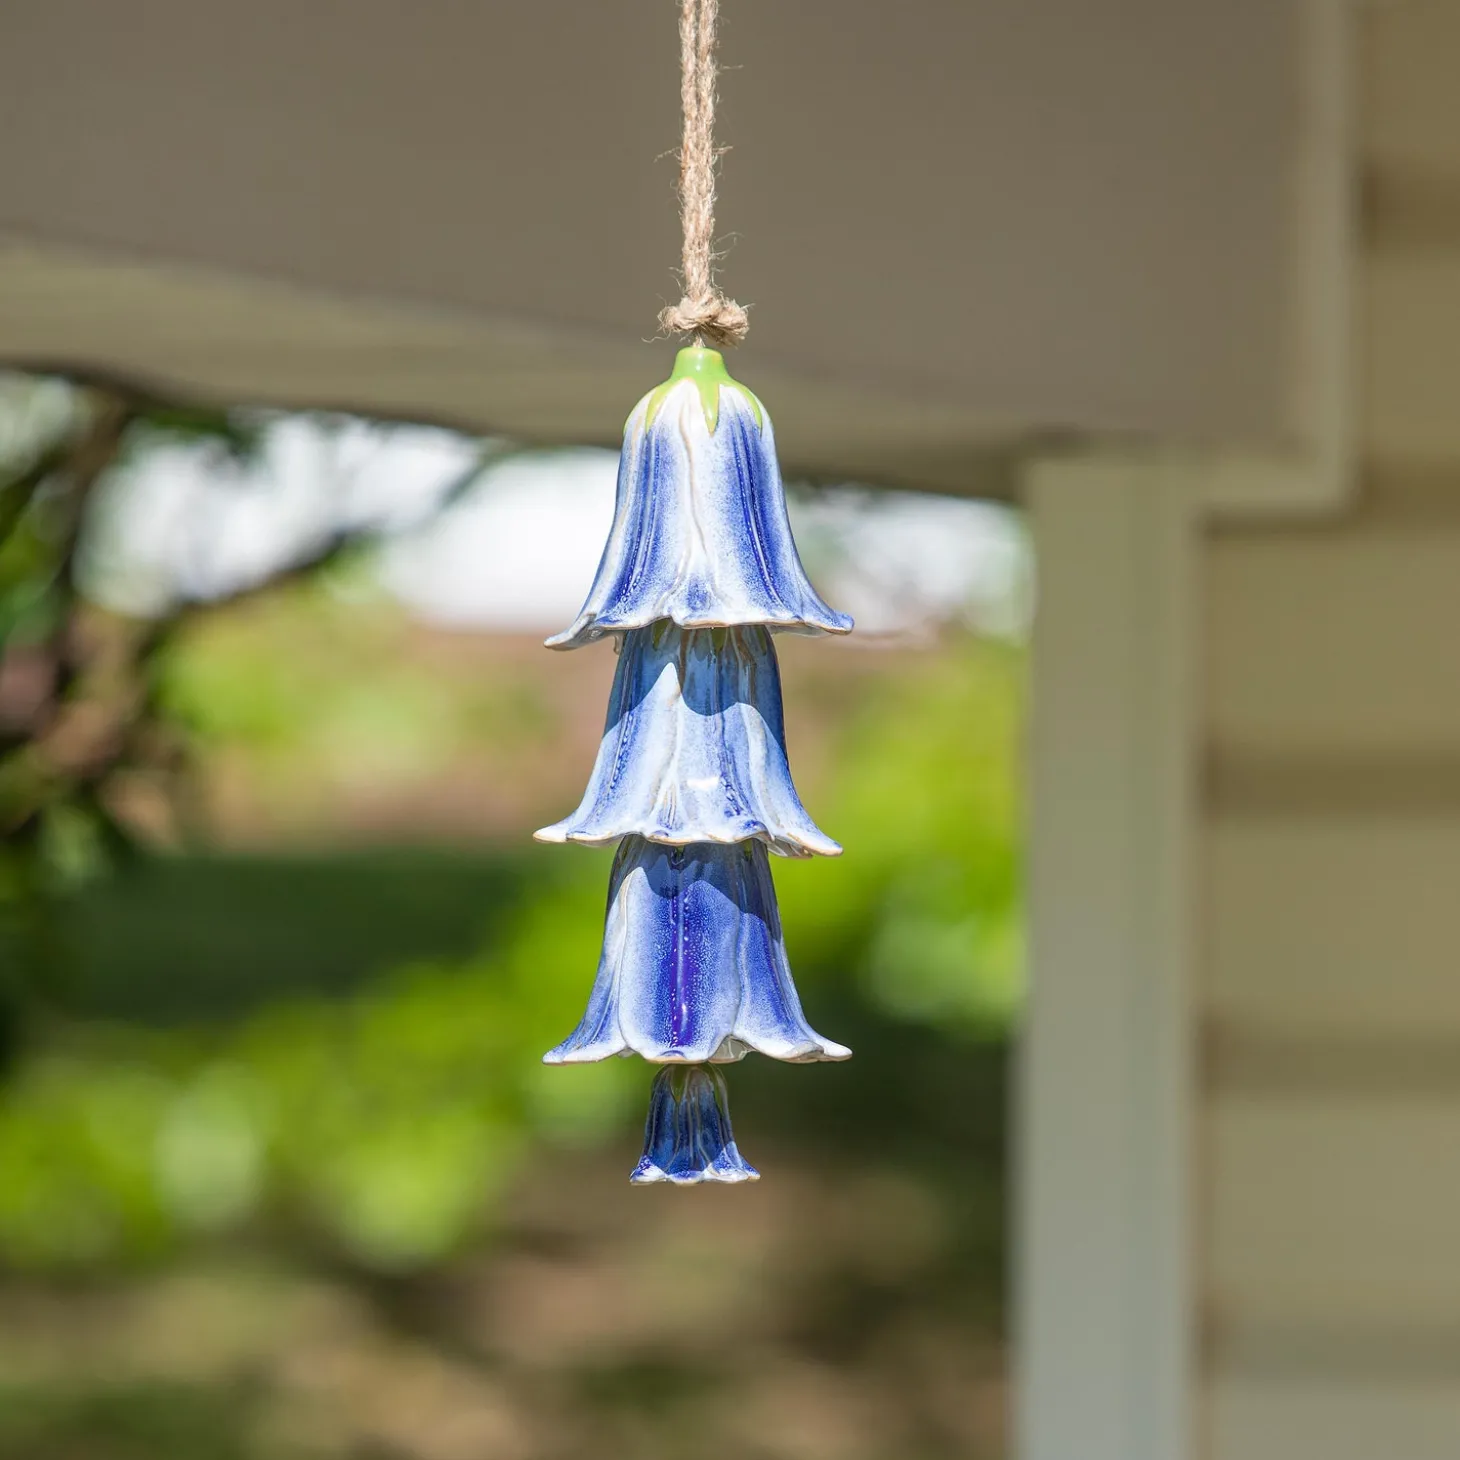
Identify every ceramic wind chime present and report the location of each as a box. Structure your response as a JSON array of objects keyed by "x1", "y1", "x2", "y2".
[{"x1": 539, "y1": 0, "x2": 851, "y2": 1183}]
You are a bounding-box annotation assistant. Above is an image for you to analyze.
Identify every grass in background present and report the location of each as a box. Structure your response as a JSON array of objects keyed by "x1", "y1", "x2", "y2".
[{"x1": 0, "y1": 598, "x2": 1021, "y2": 1460}]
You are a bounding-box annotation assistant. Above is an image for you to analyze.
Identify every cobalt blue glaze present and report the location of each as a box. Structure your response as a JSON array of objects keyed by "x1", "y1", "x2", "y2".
[
  {"x1": 545, "y1": 370, "x2": 852, "y2": 650},
  {"x1": 544, "y1": 836, "x2": 851, "y2": 1066},
  {"x1": 631, "y1": 1065, "x2": 759, "y2": 1185},
  {"x1": 536, "y1": 622, "x2": 840, "y2": 859}
]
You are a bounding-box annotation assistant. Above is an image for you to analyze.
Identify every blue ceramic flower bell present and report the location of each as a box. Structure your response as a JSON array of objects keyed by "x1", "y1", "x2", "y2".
[
  {"x1": 535, "y1": 623, "x2": 841, "y2": 858},
  {"x1": 546, "y1": 351, "x2": 851, "y2": 650},
  {"x1": 633, "y1": 1066, "x2": 758, "y2": 1185},
  {"x1": 544, "y1": 346, "x2": 851, "y2": 1183},
  {"x1": 543, "y1": 837, "x2": 851, "y2": 1066}
]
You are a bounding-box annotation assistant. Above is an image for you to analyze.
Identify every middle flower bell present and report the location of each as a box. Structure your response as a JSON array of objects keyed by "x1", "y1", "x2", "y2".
[{"x1": 535, "y1": 622, "x2": 840, "y2": 859}]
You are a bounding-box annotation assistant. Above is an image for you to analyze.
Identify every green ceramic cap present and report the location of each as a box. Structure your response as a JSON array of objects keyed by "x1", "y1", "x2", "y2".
[{"x1": 644, "y1": 346, "x2": 764, "y2": 435}]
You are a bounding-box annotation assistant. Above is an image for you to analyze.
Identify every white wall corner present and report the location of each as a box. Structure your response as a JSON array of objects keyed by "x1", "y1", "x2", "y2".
[
  {"x1": 1013, "y1": 12, "x2": 1365, "y2": 1458},
  {"x1": 1017, "y1": 460, "x2": 1198, "y2": 1460}
]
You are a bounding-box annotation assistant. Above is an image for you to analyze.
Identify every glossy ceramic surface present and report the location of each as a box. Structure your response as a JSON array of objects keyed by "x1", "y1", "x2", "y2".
[
  {"x1": 536, "y1": 622, "x2": 839, "y2": 859},
  {"x1": 544, "y1": 836, "x2": 851, "y2": 1066},
  {"x1": 542, "y1": 350, "x2": 855, "y2": 1182},
  {"x1": 630, "y1": 1065, "x2": 759, "y2": 1185},
  {"x1": 546, "y1": 348, "x2": 852, "y2": 650}
]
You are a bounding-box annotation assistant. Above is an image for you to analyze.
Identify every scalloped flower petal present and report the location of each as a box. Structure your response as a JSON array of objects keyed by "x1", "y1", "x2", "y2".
[
  {"x1": 536, "y1": 623, "x2": 839, "y2": 859},
  {"x1": 544, "y1": 837, "x2": 851, "y2": 1066},
  {"x1": 630, "y1": 1065, "x2": 759, "y2": 1185},
  {"x1": 546, "y1": 351, "x2": 852, "y2": 649}
]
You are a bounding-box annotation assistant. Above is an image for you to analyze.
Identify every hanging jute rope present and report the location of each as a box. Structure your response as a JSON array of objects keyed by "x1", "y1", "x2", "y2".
[{"x1": 658, "y1": 0, "x2": 750, "y2": 349}]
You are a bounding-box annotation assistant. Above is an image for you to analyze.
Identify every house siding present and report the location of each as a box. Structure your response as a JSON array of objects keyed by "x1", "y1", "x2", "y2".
[{"x1": 1200, "y1": 6, "x2": 1460, "y2": 1456}]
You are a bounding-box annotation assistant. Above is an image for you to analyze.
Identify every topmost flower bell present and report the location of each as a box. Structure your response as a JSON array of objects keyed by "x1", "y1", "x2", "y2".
[{"x1": 547, "y1": 348, "x2": 853, "y2": 650}]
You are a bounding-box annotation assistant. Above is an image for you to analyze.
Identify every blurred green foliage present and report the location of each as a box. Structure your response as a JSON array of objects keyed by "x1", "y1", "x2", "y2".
[
  {"x1": 0, "y1": 625, "x2": 1022, "y2": 1275},
  {"x1": 0, "y1": 377, "x2": 1021, "y2": 1458},
  {"x1": 0, "y1": 371, "x2": 1022, "y2": 1308},
  {"x1": 0, "y1": 1383, "x2": 253, "y2": 1460},
  {"x1": 158, "y1": 580, "x2": 557, "y2": 787}
]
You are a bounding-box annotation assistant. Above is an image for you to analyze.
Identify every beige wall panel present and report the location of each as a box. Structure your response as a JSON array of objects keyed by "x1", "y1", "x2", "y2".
[
  {"x1": 0, "y1": 245, "x2": 1022, "y2": 498},
  {"x1": 0, "y1": 0, "x2": 1300, "y2": 446},
  {"x1": 1205, "y1": 818, "x2": 1460, "y2": 1038},
  {"x1": 1208, "y1": 1095, "x2": 1460, "y2": 1332},
  {"x1": 1209, "y1": 1377, "x2": 1460, "y2": 1460},
  {"x1": 1199, "y1": 11, "x2": 1460, "y2": 1456},
  {"x1": 1207, "y1": 531, "x2": 1460, "y2": 753},
  {"x1": 1364, "y1": 1, "x2": 1460, "y2": 174},
  {"x1": 1365, "y1": 254, "x2": 1460, "y2": 463}
]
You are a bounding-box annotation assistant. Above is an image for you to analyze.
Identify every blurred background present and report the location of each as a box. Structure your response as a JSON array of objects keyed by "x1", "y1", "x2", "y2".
[
  {"x1": 0, "y1": 377, "x2": 1028, "y2": 1460},
  {"x1": 4, "y1": 4, "x2": 1437, "y2": 1458}
]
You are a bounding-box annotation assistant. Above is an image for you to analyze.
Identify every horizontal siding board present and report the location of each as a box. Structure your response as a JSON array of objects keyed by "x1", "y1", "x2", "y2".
[
  {"x1": 1364, "y1": 1, "x2": 1460, "y2": 177},
  {"x1": 1360, "y1": 460, "x2": 1460, "y2": 523},
  {"x1": 1208, "y1": 1095, "x2": 1460, "y2": 1334},
  {"x1": 1200, "y1": 11, "x2": 1460, "y2": 1455},
  {"x1": 1365, "y1": 252, "x2": 1460, "y2": 462},
  {"x1": 1206, "y1": 530, "x2": 1460, "y2": 754},
  {"x1": 1204, "y1": 819, "x2": 1460, "y2": 1038},
  {"x1": 1366, "y1": 170, "x2": 1460, "y2": 255},
  {"x1": 1209, "y1": 1376, "x2": 1460, "y2": 1460},
  {"x1": 1210, "y1": 749, "x2": 1460, "y2": 816}
]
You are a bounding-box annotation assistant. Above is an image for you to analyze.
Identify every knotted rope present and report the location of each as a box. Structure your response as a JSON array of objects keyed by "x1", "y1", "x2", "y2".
[{"x1": 658, "y1": 0, "x2": 750, "y2": 349}]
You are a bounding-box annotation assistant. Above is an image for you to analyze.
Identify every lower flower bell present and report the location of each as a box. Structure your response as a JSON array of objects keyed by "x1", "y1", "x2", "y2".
[
  {"x1": 544, "y1": 836, "x2": 851, "y2": 1066},
  {"x1": 631, "y1": 1064, "x2": 759, "y2": 1185}
]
